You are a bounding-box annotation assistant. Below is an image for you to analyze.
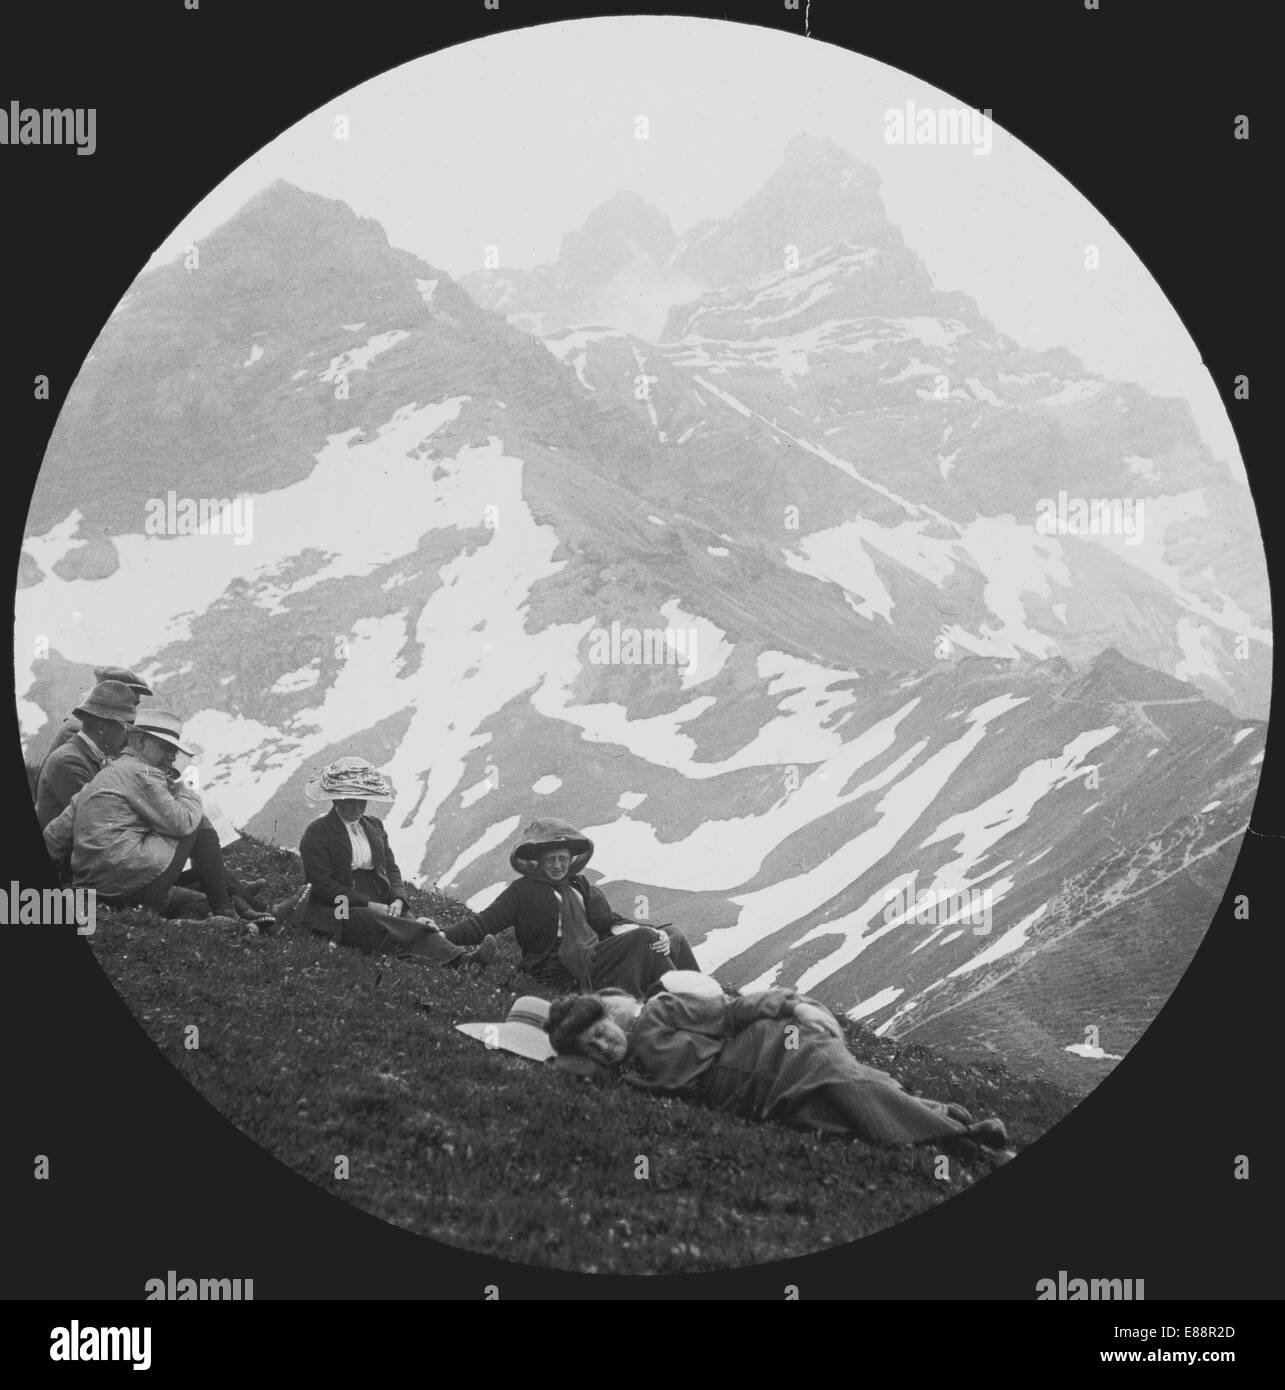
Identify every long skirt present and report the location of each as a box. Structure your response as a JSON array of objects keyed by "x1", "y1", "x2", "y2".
[
  {"x1": 584, "y1": 926, "x2": 700, "y2": 996},
  {"x1": 307, "y1": 869, "x2": 466, "y2": 965},
  {"x1": 695, "y1": 1020, "x2": 969, "y2": 1147}
]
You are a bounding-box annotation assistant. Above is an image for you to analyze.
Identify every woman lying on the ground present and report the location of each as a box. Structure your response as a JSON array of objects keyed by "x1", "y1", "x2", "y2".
[
  {"x1": 298, "y1": 757, "x2": 495, "y2": 969},
  {"x1": 439, "y1": 818, "x2": 703, "y2": 994},
  {"x1": 544, "y1": 984, "x2": 1014, "y2": 1160}
]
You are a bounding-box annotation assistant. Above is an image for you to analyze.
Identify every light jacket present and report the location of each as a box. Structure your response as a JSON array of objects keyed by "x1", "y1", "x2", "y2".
[{"x1": 43, "y1": 748, "x2": 204, "y2": 897}]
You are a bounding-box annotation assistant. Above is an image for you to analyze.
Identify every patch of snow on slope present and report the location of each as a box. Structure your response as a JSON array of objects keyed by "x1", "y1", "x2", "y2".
[
  {"x1": 704, "y1": 695, "x2": 1027, "y2": 977},
  {"x1": 584, "y1": 698, "x2": 922, "y2": 894},
  {"x1": 20, "y1": 509, "x2": 84, "y2": 577},
  {"x1": 1040, "y1": 379, "x2": 1106, "y2": 407},
  {"x1": 439, "y1": 817, "x2": 523, "y2": 889},
  {"x1": 243, "y1": 343, "x2": 264, "y2": 367},
  {"x1": 319, "y1": 329, "x2": 409, "y2": 382},
  {"x1": 270, "y1": 662, "x2": 320, "y2": 694},
  {"x1": 120, "y1": 427, "x2": 577, "y2": 878},
  {"x1": 466, "y1": 881, "x2": 508, "y2": 912},
  {"x1": 1174, "y1": 616, "x2": 1226, "y2": 686},
  {"x1": 532, "y1": 775, "x2": 562, "y2": 795},
  {"x1": 659, "y1": 598, "x2": 733, "y2": 690},
  {"x1": 966, "y1": 378, "x2": 1007, "y2": 407},
  {"x1": 15, "y1": 401, "x2": 468, "y2": 738},
  {"x1": 415, "y1": 278, "x2": 438, "y2": 304},
  {"x1": 536, "y1": 649, "x2": 860, "y2": 784},
  {"x1": 847, "y1": 986, "x2": 903, "y2": 1021},
  {"x1": 891, "y1": 317, "x2": 963, "y2": 348},
  {"x1": 739, "y1": 962, "x2": 783, "y2": 993},
  {"x1": 885, "y1": 357, "x2": 938, "y2": 383},
  {"x1": 187, "y1": 614, "x2": 416, "y2": 845},
  {"x1": 948, "y1": 902, "x2": 1049, "y2": 976},
  {"x1": 918, "y1": 725, "x2": 1119, "y2": 893},
  {"x1": 786, "y1": 510, "x2": 1068, "y2": 657},
  {"x1": 459, "y1": 776, "x2": 496, "y2": 809}
]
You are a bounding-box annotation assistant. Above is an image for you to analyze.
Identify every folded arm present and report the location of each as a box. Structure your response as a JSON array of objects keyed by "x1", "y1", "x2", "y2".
[{"x1": 124, "y1": 772, "x2": 205, "y2": 839}]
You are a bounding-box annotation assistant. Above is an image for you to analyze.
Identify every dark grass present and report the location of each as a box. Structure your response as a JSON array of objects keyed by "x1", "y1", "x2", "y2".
[{"x1": 87, "y1": 832, "x2": 1076, "y2": 1273}]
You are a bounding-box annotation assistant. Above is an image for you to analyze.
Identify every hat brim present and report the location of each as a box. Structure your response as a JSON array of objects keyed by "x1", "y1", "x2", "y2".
[
  {"x1": 305, "y1": 783, "x2": 395, "y2": 804},
  {"x1": 456, "y1": 1021, "x2": 555, "y2": 1063},
  {"x1": 133, "y1": 726, "x2": 193, "y2": 757},
  {"x1": 516, "y1": 838, "x2": 592, "y2": 860},
  {"x1": 72, "y1": 705, "x2": 135, "y2": 726},
  {"x1": 660, "y1": 970, "x2": 724, "y2": 1000}
]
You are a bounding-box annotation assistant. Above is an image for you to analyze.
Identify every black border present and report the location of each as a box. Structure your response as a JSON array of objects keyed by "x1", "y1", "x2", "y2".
[{"x1": 3, "y1": 0, "x2": 1277, "y2": 1321}]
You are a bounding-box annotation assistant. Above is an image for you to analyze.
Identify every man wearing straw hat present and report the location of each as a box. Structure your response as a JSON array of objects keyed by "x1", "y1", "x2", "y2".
[
  {"x1": 44, "y1": 709, "x2": 306, "y2": 930},
  {"x1": 34, "y1": 680, "x2": 136, "y2": 831},
  {"x1": 299, "y1": 756, "x2": 496, "y2": 969}
]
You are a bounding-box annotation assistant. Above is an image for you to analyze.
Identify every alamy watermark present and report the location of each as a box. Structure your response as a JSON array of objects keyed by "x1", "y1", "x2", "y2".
[
  {"x1": 884, "y1": 101, "x2": 993, "y2": 156},
  {"x1": 588, "y1": 620, "x2": 699, "y2": 672},
  {"x1": 50, "y1": 1324, "x2": 150, "y2": 1370},
  {"x1": 1, "y1": 881, "x2": 95, "y2": 934},
  {"x1": 884, "y1": 876, "x2": 992, "y2": 935},
  {"x1": 1035, "y1": 492, "x2": 1144, "y2": 545},
  {"x1": 1, "y1": 101, "x2": 96, "y2": 155},
  {"x1": 144, "y1": 491, "x2": 254, "y2": 545}
]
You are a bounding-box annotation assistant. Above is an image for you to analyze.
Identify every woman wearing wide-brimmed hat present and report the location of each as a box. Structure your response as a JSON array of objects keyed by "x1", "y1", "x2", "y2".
[
  {"x1": 545, "y1": 986, "x2": 1015, "y2": 1162},
  {"x1": 298, "y1": 757, "x2": 495, "y2": 969},
  {"x1": 439, "y1": 817, "x2": 701, "y2": 994}
]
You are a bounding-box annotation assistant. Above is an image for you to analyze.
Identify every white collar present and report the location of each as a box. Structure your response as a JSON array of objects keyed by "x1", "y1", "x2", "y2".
[{"x1": 76, "y1": 729, "x2": 108, "y2": 763}]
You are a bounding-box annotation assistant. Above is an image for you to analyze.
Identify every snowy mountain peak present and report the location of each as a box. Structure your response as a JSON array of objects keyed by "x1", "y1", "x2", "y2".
[
  {"x1": 671, "y1": 133, "x2": 896, "y2": 289},
  {"x1": 557, "y1": 190, "x2": 677, "y2": 282},
  {"x1": 783, "y1": 130, "x2": 879, "y2": 183}
]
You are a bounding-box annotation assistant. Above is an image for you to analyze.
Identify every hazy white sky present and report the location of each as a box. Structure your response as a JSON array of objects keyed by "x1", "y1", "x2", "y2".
[{"x1": 146, "y1": 16, "x2": 1237, "y2": 464}]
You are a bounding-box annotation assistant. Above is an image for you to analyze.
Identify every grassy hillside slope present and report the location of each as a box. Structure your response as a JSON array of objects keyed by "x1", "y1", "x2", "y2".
[{"x1": 87, "y1": 834, "x2": 1076, "y2": 1274}]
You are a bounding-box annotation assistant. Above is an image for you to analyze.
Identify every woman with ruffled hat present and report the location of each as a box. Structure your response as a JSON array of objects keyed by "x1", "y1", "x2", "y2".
[
  {"x1": 439, "y1": 817, "x2": 701, "y2": 994},
  {"x1": 299, "y1": 757, "x2": 495, "y2": 969}
]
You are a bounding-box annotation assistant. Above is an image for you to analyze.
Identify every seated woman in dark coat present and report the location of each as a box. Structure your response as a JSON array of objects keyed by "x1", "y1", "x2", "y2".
[
  {"x1": 440, "y1": 817, "x2": 702, "y2": 994},
  {"x1": 299, "y1": 757, "x2": 495, "y2": 968},
  {"x1": 545, "y1": 984, "x2": 1013, "y2": 1160}
]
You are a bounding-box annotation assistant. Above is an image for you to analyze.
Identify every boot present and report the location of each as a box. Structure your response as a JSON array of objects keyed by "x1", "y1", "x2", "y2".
[
  {"x1": 447, "y1": 934, "x2": 497, "y2": 970},
  {"x1": 269, "y1": 884, "x2": 312, "y2": 935}
]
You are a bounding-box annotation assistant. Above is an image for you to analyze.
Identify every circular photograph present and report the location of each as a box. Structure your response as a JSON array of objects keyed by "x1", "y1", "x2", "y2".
[{"x1": 18, "y1": 17, "x2": 1268, "y2": 1274}]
